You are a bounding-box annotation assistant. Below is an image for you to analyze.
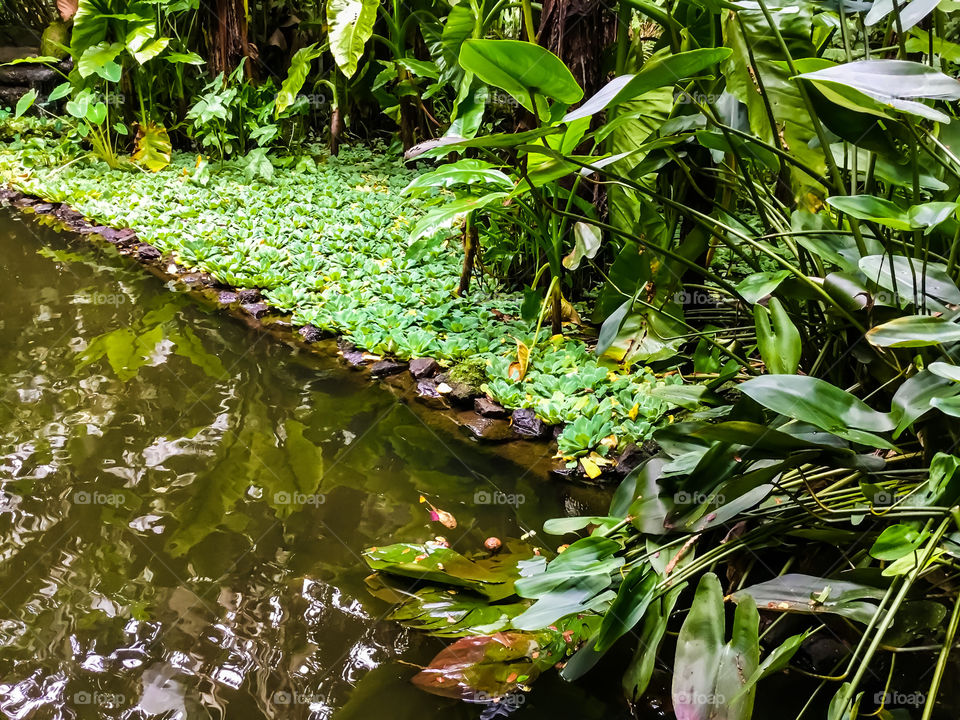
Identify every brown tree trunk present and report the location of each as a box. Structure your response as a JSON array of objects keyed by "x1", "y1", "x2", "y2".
[
  {"x1": 398, "y1": 95, "x2": 417, "y2": 152},
  {"x1": 458, "y1": 217, "x2": 479, "y2": 296},
  {"x1": 536, "y1": 0, "x2": 616, "y2": 101},
  {"x1": 205, "y1": 0, "x2": 250, "y2": 76},
  {"x1": 330, "y1": 106, "x2": 345, "y2": 156}
]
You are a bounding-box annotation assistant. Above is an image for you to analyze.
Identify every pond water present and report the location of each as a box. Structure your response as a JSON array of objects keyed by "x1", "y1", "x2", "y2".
[{"x1": 0, "y1": 207, "x2": 634, "y2": 720}]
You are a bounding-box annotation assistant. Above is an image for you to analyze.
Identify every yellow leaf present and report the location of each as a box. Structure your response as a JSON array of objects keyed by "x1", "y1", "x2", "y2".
[
  {"x1": 581, "y1": 457, "x2": 602, "y2": 479},
  {"x1": 133, "y1": 122, "x2": 172, "y2": 172},
  {"x1": 509, "y1": 337, "x2": 530, "y2": 380},
  {"x1": 588, "y1": 451, "x2": 611, "y2": 466},
  {"x1": 560, "y1": 297, "x2": 581, "y2": 325},
  {"x1": 628, "y1": 403, "x2": 640, "y2": 420}
]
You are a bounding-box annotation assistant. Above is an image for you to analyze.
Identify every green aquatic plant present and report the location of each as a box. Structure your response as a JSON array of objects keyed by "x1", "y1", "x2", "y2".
[{"x1": 0, "y1": 139, "x2": 678, "y2": 456}]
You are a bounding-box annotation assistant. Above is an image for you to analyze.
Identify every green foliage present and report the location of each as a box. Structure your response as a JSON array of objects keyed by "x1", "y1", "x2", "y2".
[{"x1": 326, "y1": 0, "x2": 379, "y2": 78}]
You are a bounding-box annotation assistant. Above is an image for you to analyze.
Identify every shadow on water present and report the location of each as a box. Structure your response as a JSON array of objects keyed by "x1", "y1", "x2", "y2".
[{"x1": 0, "y1": 208, "x2": 634, "y2": 719}]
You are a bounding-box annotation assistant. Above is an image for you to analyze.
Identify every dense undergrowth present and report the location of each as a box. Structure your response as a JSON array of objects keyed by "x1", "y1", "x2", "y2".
[{"x1": 0, "y1": 125, "x2": 681, "y2": 462}]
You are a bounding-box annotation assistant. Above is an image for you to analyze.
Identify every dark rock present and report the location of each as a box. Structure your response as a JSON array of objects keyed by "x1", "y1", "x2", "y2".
[
  {"x1": 180, "y1": 273, "x2": 204, "y2": 287},
  {"x1": 0, "y1": 87, "x2": 30, "y2": 109},
  {"x1": 614, "y1": 441, "x2": 660, "y2": 476},
  {"x1": 55, "y1": 205, "x2": 83, "y2": 222},
  {"x1": 409, "y1": 357, "x2": 440, "y2": 379},
  {"x1": 415, "y1": 379, "x2": 448, "y2": 409},
  {"x1": 32, "y1": 202, "x2": 53, "y2": 213},
  {"x1": 511, "y1": 408, "x2": 550, "y2": 439},
  {"x1": 0, "y1": 188, "x2": 19, "y2": 201},
  {"x1": 550, "y1": 464, "x2": 580, "y2": 481},
  {"x1": 0, "y1": 65, "x2": 56, "y2": 85},
  {"x1": 474, "y1": 396, "x2": 508, "y2": 419},
  {"x1": 135, "y1": 243, "x2": 161, "y2": 262},
  {"x1": 14, "y1": 196, "x2": 37, "y2": 207},
  {"x1": 237, "y1": 288, "x2": 262, "y2": 304},
  {"x1": 241, "y1": 302, "x2": 270, "y2": 319},
  {"x1": 299, "y1": 325, "x2": 324, "y2": 343},
  {"x1": 370, "y1": 359, "x2": 406, "y2": 378},
  {"x1": 103, "y1": 227, "x2": 137, "y2": 245},
  {"x1": 434, "y1": 373, "x2": 477, "y2": 407},
  {"x1": 462, "y1": 414, "x2": 516, "y2": 442},
  {"x1": 217, "y1": 290, "x2": 239, "y2": 305},
  {"x1": 337, "y1": 339, "x2": 366, "y2": 367},
  {"x1": 417, "y1": 378, "x2": 441, "y2": 399}
]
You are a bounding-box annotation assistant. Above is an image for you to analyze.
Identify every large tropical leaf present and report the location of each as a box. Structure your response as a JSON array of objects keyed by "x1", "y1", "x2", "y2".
[
  {"x1": 458, "y1": 39, "x2": 583, "y2": 115},
  {"x1": 77, "y1": 41, "x2": 124, "y2": 80},
  {"x1": 860, "y1": 255, "x2": 960, "y2": 306},
  {"x1": 731, "y1": 573, "x2": 887, "y2": 624},
  {"x1": 364, "y1": 542, "x2": 527, "y2": 600},
  {"x1": 132, "y1": 122, "x2": 172, "y2": 172},
  {"x1": 275, "y1": 43, "x2": 323, "y2": 117},
  {"x1": 512, "y1": 536, "x2": 623, "y2": 630},
  {"x1": 866, "y1": 315, "x2": 960, "y2": 348},
  {"x1": 564, "y1": 48, "x2": 731, "y2": 122},
  {"x1": 411, "y1": 632, "x2": 555, "y2": 700},
  {"x1": 327, "y1": 0, "x2": 379, "y2": 78},
  {"x1": 738, "y1": 375, "x2": 895, "y2": 447},
  {"x1": 797, "y1": 59, "x2": 960, "y2": 123}
]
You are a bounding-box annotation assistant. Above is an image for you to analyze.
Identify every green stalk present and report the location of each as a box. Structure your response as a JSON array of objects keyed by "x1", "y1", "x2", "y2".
[
  {"x1": 520, "y1": 0, "x2": 536, "y2": 42},
  {"x1": 832, "y1": 519, "x2": 950, "y2": 717},
  {"x1": 921, "y1": 590, "x2": 960, "y2": 720}
]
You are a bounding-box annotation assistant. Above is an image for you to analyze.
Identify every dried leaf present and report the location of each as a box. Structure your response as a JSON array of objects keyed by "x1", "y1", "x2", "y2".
[
  {"x1": 57, "y1": 0, "x2": 78, "y2": 20},
  {"x1": 411, "y1": 632, "x2": 547, "y2": 700}
]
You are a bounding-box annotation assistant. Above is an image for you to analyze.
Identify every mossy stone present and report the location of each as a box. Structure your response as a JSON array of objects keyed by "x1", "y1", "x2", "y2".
[{"x1": 40, "y1": 21, "x2": 69, "y2": 60}]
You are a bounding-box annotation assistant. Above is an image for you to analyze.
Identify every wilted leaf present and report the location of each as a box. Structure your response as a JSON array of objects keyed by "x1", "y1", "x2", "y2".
[
  {"x1": 133, "y1": 122, "x2": 172, "y2": 172},
  {"x1": 411, "y1": 632, "x2": 550, "y2": 700}
]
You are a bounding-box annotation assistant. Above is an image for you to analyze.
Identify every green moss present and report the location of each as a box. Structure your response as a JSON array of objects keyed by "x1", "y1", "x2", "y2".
[
  {"x1": 40, "y1": 21, "x2": 69, "y2": 60},
  {"x1": 447, "y1": 356, "x2": 488, "y2": 389}
]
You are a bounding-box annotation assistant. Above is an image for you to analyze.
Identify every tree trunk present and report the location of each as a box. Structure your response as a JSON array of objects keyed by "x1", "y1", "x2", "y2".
[
  {"x1": 536, "y1": 0, "x2": 616, "y2": 101},
  {"x1": 205, "y1": 0, "x2": 250, "y2": 76},
  {"x1": 330, "y1": 106, "x2": 345, "y2": 156},
  {"x1": 458, "y1": 216, "x2": 479, "y2": 296}
]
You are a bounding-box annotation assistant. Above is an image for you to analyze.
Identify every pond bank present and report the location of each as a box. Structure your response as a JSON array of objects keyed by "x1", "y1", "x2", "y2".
[
  {"x1": 0, "y1": 204, "x2": 628, "y2": 719},
  {"x1": 0, "y1": 184, "x2": 571, "y2": 480},
  {"x1": 0, "y1": 132, "x2": 684, "y2": 483}
]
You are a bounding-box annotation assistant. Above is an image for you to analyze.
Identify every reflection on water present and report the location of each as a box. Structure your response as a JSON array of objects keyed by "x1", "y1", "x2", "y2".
[{"x1": 0, "y1": 209, "x2": 623, "y2": 719}]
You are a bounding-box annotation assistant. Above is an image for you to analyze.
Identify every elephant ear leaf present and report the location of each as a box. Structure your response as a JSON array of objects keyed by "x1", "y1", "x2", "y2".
[
  {"x1": 672, "y1": 573, "x2": 759, "y2": 720},
  {"x1": 327, "y1": 0, "x2": 379, "y2": 78},
  {"x1": 459, "y1": 39, "x2": 583, "y2": 116}
]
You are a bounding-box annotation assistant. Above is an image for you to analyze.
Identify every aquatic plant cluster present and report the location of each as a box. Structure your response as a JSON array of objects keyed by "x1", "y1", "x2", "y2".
[{"x1": 0, "y1": 132, "x2": 679, "y2": 461}]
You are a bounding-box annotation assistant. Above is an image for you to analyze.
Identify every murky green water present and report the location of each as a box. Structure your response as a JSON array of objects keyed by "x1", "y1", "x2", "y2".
[{"x1": 0, "y1": 208, "x2": 630, "y2": 719}]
